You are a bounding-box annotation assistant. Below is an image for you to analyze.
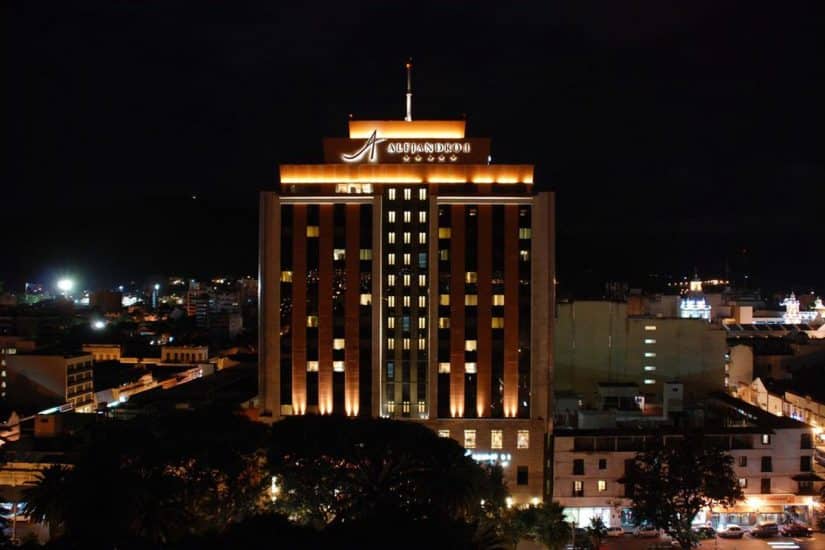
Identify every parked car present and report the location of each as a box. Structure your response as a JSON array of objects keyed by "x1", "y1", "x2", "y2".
[
  {"x1": 780, "y1": 522, "x2": 813, "y2": 537},
  {"x1": 750, "y1": 522, "x2": 779, "y2": 538},
  {"x1": 635, "y1": 526, "x2": 659, "y2": 538},
  {"x1": 717, "y1": 525, "x2": 745, "y2": 539},
  {"x1": 606, "y1": 526, "x2": 625, "y2": 537},
  {"x1": 693, "y1": 526, "x2": 716, "y2": 539}
]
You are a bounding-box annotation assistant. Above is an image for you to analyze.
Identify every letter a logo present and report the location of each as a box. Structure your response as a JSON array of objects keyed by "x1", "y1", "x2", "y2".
[{"x1": 342, "y1": 130, "x2": 386, "y2": 163}]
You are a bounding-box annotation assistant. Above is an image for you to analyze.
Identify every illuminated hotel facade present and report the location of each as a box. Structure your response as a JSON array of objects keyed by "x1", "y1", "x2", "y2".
[{"x1": 259, "y1": 117, "x2": 555, "y2": 502}]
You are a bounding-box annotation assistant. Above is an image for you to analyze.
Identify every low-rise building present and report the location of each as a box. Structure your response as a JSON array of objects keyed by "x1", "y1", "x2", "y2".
[
  {"x1": 160, "y1": 346, "x2": 209, "y2": 364},
  {"x1": 552, "y1": 393, "x2": 821, "y2": 530},
  {"x1": 81, "y1": 344, "x2": 122, "y2": 362},
  {"x1": 5, "y1": 353, "x2": 95, "y2": 413}
]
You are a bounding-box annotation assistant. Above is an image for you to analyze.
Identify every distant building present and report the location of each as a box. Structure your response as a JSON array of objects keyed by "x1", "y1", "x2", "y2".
[
  {"x1": 160, "y1": 346, "x2": 209, "y2": 364},
  {"x1": 82, "y1": 344, "x2": 122, "y2": 362},
  {"x1": 555, "y1": 301, "x2": 728, "y2": 404},
  {"x1": 5, "y1": 352, "x2": 95, "y2": 413},
  {"x1": 89, "y1": 290, "x2": 123, "y2": 314}
]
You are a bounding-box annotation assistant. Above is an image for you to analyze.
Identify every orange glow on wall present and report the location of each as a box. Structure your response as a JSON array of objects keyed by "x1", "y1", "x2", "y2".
[
  {"x1": 349, "y1": 120, "x2": 466, "y2": 139},
  {"x1": 280, "y1": 164, "x2": 534, "y2": 185}
]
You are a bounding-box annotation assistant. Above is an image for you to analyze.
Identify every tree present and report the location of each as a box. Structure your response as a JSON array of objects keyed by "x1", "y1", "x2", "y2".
[
  {"x1": 22, "y1": 465, "x2": 71, "y2": 539},
  {"x1": 585, "y1": 516, "x2": 607, "y2": 548},
  {"x1": 501, "y1": 503, "x2": 571, "y2": 550},
  {"x1": 624, "y1": 433, "x2": 743, "y2": 549}
]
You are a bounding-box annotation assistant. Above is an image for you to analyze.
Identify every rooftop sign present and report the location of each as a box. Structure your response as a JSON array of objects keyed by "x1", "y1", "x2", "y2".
[{"x1": 324, "y1": 131, "x2": 490, "y2": 165}]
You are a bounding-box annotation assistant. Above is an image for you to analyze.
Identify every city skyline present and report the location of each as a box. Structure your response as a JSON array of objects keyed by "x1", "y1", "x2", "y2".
[{"x1": 5, "y1": 2, "x2": 823, "y2": 293}]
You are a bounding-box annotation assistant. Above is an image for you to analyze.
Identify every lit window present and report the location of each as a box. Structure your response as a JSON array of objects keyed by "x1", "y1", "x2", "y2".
[
  {"x1": 333, "y1": 338, "x2": 345, "y2": 350},
  {"x1": 491, "y1": 430, "x2": 503, "y2": 449},
  {"x1": 465, "y1": 340, "x2": 477, "y2": 352},
  {"x1": 464, "y1": 430, "x2": 477, "y2": 449},
  {"x1": 644, "y1": 378, "x2": 655, "y2": 385},
  {"x1": 403, "y1": 232, "x2": 411, "y2": 244},
  {"x1": 644, "y1": 339, "x2": 656, "y2": 344},
  {"x1": 402, "y1": 401, "x2": 410, "y2": 413},
  {"x1": 492, "y1": 317, "x2": 504, "y2": 329},
  {"x1": 761, "y1": 434, "x2": 771, "y2": 445},
  {"x1": 644, "y1": 325, "x2": 657, "y2": 331},
  {"x1": 492, "y1": 294, "x2": 505, "y2": 306},
  {"x1": 388, "y1": 189, "x2": 396, "y2": 200},
  {"x1": 438, "y1": 228, "x2": 451, "y2": 239},
  {"x1": 306, "y1": 361, "x2": 319, "y2": 372},
  {"x1": 332, "y1": 248, "x2": 346, "y2": 261},
  {"x1": 306, "y1": 315, "x2": 319, "y2": 328},
  {"x1": 438, "y1": 362, "x2": 450, "y2": 373},
  {"x1": 403, "y1": 274, "x2": 410, "y2": 286},
  {"x1": 517, "y1": 430, "x2": 529, "y2": 449},
  {"x1": 418, "y1": 296, "x2": 426, "y2": 308},
  {"x1": 360, "y1": 249, "x2": 372, "y2": 260},
  {"x1": 519, "y1": 227, "x2": 532, "y2": 239},
  {"x1": 465, "y1": 272, "x2": 478, "y2": 284},
  {"x1": 404, "y1": 211, "x2": 411, "y2": 223},
  {"x1": 418, "y1": 274, "x2": 426, "y2": 286},
  {"x1": 280, "y1": 271, "x2": 293, "y2": 283},
  {"x1": 438, "y1": 429, "x2": 449, "y2": 438},
  {"x1": 306, "y1": 226, "x2": 320, "y2": 237},
  {"x1": 360, "y1": 293, "x2": 371, "y2": 306},
  {"x1": 403, "y1": 338, "x2": 410, "y2": 350},
  {"x1": 419, "y1": 211, "x2": 427, "y2": 223},
  {"x1": 418, "y1": 338, "x2": 426, "y2": 350},
  {"x1": 403, "y1": 295, "x2": 411, "y2": 307},
  {"x1": 419, "y1": 231, "x2": 427, "y2": 244},
  {"x1": 520, "y1": 250, "x2": 530, "y2": 262},
  {"x1": 387, "y1": 400, "x2": 396, "y2": 412},
  {"x1": 644, "y1": 366, "x2": 656, "y2": 371},
  {"x1": 388, "y1": 339, "x2": 395, "y2": 350},
  {"x1": 465, "y1": 362, "x2": 477, "y2": 374},
  {"x1": 439, "y1": 317, "x2": 450, "y2": 328},
  {"x1": 388, "y1": 232, "x2": 396, "y2": 244},
  {"x1": 417, "y1": 401, "x2": 425, "y2": 413},
  {"x1": 418, "y1": 317, "x2": 426, "y2": 329},
  {"x1": 403, "y1": 253, "x2": 411, "y2": 265},
  {"x1": 333, "y1": 361, "x2": 345, "y2": 373},
  {"x1": 644, "y1": 352, "x2": 656, "y2": 358},
  {"x1": 597, "y1": 480, "x2": 606, "y2": 492},
  {"x1": 404, "y1": 188, "x2": 412, "y2": 200},
  {"x1": 388, "y1": 274, "x2": 396, "y2": 286},
  {"x1": 388, "y1": 211, "x2": 396, "y2": 223},
  {"x1": 439, "y1": 249, "x2": 449, "y2": 261},
  {"x1": 388, "y1": 253, "x2": 396, "y2": 265},
  {"x1": 739, "y1": 478, "x2": 747, "y2": 488},
  {"x1": 419, "y1": 188, "x2": 427, "y2": 200},
  {"x1": 387, "y1": 296, "x2": 396, "y2": 308},
  {"x1": 388, "y1": 317, "x2": 395, "y2": 329},
  {"x1": 465, "y1": 294, "x2": 478, "y2": 306}
]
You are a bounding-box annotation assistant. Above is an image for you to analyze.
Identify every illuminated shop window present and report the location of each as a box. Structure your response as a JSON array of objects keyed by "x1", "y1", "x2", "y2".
[
  {"x1": 333, "y1": 361, "x2": 345, "y2": 373},
  {"x1": 492, "y1": 317, "x2": 504, "y2": 329},
  {"x1": 388, "y1": 211, "x2": 396, "y2": 223},
  {"x1": 439, "y1": 317, "x2": 450, "y2": 328},
  {"x1": 465, "y1": 340, "x2": 477, "y2": 352},
  {"x1": 280, "y1": 271, "x2": 293, "y2": 283},
  {"x1": 306, "y1": 361, "x2": 319, "y2": 372},
  {"x1": 306, "y1": 226, "x2": 320, "y2": 237},
  {"x1": 491, "y1": 430, "x2": 503, "y2": 449},
  {"x1": 360, "y1": 293, "x2": 371, "y2": 306},
  {"x1": 464, "y1": 430, "x2": 477, "y2": 449},
  {"x1": 333, "y1": 338, "x2": 345, "y2": 350},
  {"x1": 306, "y1": 316, "x2": 319, "y2": 328},
  {"x1": 359, "y1": 249, "x2": 372, "y2": 260},
  {"x1": 438, "y1": 362, "x2": 451, "y2": 374},
  {"x1": 517, "y1": 430, "x2": 529, "y2": 449},
  {"x1": 438, "y1": 228, "x2": 451, "y2": 239},
  {"x1": 465, "y1": 295, "x2": 478, "y2": 306},
  {"x1": 492, "y1": 294, "x2": 505, "y2": 306},
  {"x1": 465, "y1": 362, "x2": 477, "y2": 374},
  {"x1": 388, "y1": 189, "x2": 396, "y2": 200}
]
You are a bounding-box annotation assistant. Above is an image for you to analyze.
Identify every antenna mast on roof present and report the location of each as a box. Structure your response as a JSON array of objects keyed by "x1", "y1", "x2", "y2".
[{"x1": 404, "y1": 58, "x2": 413, "y2": 121}]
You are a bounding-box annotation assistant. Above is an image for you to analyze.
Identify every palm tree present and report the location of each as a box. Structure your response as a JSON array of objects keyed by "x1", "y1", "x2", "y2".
[
  {"x1": 535, "y1": 502, "x2": 572, "y2": 550},
  {"x1": 22, "y1": 465, "x2": 71, "y2": 539}
]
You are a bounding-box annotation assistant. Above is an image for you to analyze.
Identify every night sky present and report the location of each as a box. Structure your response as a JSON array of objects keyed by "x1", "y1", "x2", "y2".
[{"x1": 6, "y1": 2, "x2": 824, "y2": 296}]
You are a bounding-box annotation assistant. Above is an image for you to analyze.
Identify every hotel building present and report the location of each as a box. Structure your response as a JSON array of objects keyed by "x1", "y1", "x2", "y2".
[{"x1": 259, "y1": 111, "x2": 555, "y2": 502}]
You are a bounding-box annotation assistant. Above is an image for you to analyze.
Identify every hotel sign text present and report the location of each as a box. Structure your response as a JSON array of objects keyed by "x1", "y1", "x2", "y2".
[{"x1": 323, "y1": 134, "x2": 490, "y2": 165}]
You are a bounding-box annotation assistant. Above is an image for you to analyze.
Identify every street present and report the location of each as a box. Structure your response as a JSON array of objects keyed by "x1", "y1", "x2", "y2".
[{"x1": 601, "y1": 534, "x2": 825, "y2": 550}]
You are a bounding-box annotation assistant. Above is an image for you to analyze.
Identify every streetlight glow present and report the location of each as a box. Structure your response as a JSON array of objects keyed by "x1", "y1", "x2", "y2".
[{"x1": 56, "y1": 278, "x2": 75, "y2": 293}]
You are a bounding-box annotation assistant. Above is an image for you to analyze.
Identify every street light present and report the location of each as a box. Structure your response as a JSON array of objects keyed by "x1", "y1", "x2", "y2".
[{"x1": 56, "y1": 278, "x2": 74, "y2": 294}]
